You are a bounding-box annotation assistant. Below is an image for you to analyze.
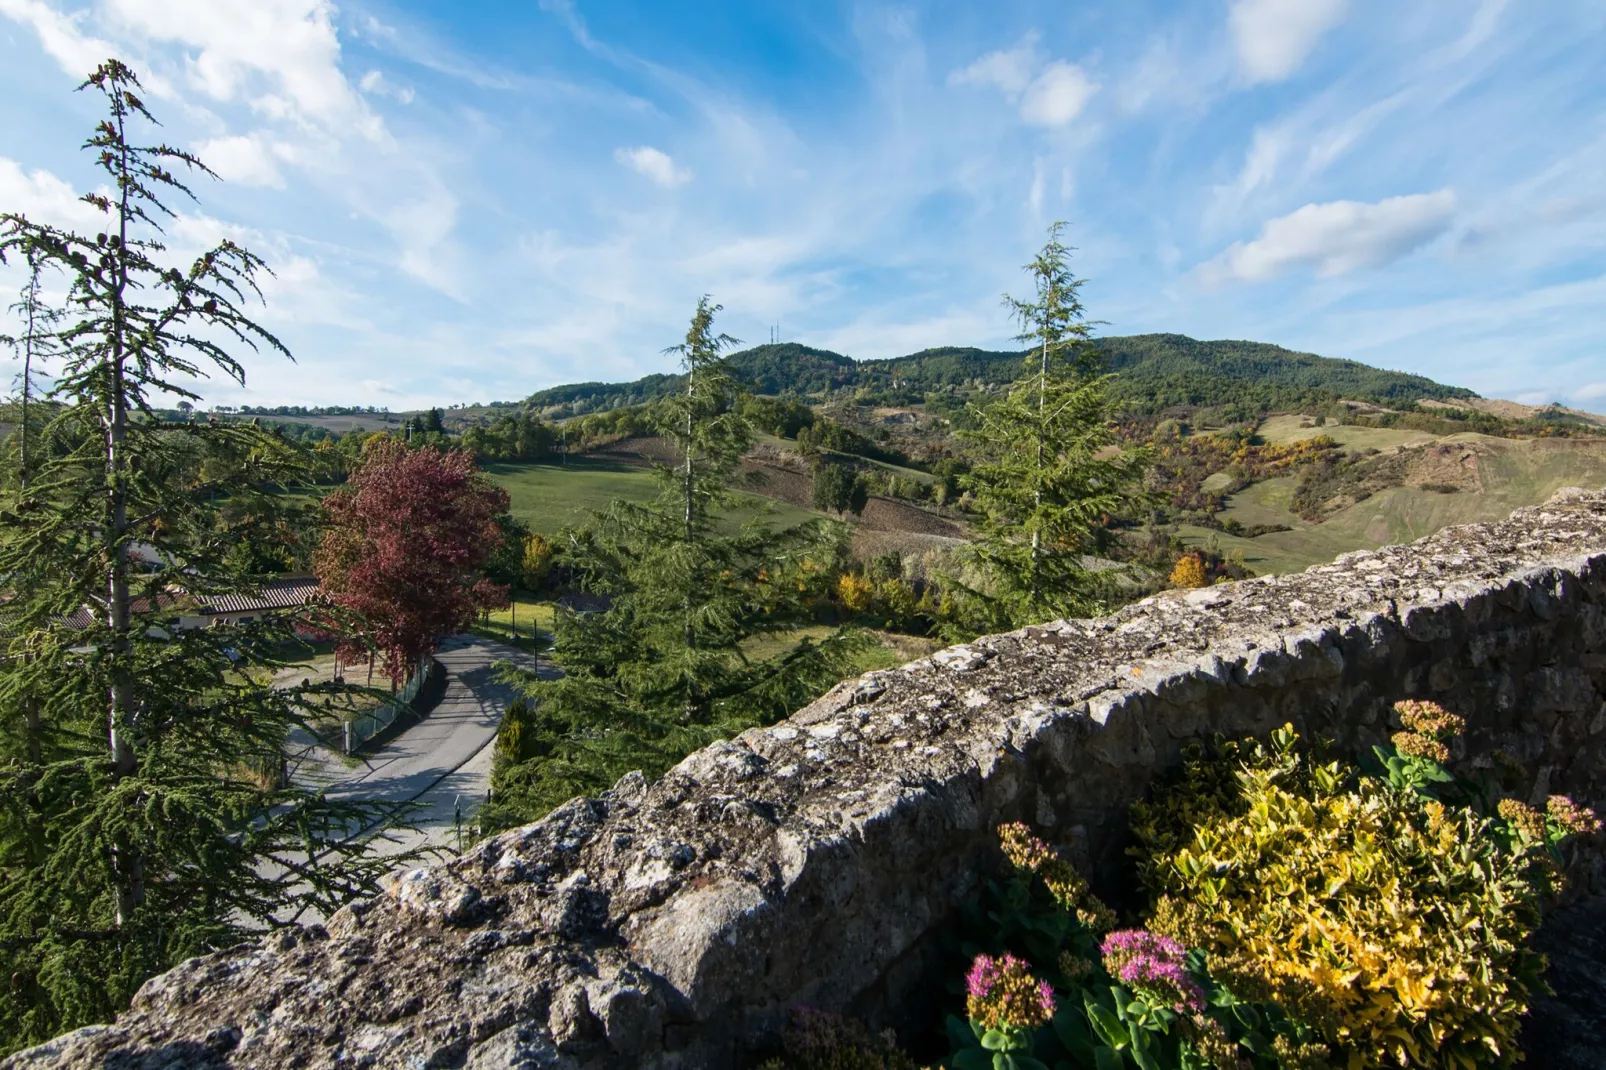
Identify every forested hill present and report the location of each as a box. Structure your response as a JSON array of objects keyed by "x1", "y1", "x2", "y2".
[{"x1": 521, "y1": 334, "x2": 1477, "y2": 417}]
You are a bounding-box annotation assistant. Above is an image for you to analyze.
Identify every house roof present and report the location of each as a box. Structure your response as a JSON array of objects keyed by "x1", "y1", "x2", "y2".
[
  {"x1": 199, "y1": 576, "x2": 322, "y2": 616},
  {"x1": 58, "y1": 576, "x2": 322, "y2": 629}
]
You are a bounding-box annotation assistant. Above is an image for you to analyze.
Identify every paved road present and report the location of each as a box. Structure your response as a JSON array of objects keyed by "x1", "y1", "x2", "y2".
[{"x1": 288, "y1": 633, "x2": 548, "y2": 857}]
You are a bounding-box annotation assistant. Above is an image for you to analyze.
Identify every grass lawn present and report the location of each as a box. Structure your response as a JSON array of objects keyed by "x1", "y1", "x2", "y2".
[
  {"x1": 485, "y1": 458, "x2": 826, "y2": 534},
  {"x1": 1256, "y1": 414, "x2": 1440, "y2": 451},
  {"x1": 739, "y1": 624, "x2": 941, "y2": 674},
  {"x1": 471, "y1": 594, "x2": 557, "y2": 651},
  {"x1": 484, "y1": 459, "x2": 659, "y2": 533}
]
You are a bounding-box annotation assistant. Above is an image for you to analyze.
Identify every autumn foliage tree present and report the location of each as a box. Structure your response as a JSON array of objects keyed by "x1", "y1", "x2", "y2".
[{"x1": 316, "y1": 438, "x2": 511, "y2": 682}]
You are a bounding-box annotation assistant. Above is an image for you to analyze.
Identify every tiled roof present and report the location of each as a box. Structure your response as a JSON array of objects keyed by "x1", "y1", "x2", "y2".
[
  {"x1": 199, "y1": 576, "x2": 322, "y2": 615},
  {"x1": 57, "y1": 577, "x2": 322, "y2": 629}
]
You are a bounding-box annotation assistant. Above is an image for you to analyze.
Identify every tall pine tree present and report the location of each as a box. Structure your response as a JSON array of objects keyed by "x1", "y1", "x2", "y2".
[
  {"x1": 486, "y1": 298, "x2": 864, "y2": 825},
  {"x1": 1, "y1": 249, "x2": 62, "y2": 493},
  {"x1": 0, "y1": 61, "x2": 400, "y2": 1052},
  {"x1": 943, "y1": 223, "x2": 1146, "y2": 637}
]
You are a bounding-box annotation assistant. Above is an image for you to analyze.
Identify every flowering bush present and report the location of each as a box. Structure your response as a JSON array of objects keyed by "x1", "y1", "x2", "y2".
[
  {"x1": 942, "y1": 825, "x2": 1305, "y2": 1070},
  {"x1": 1132, "y1": 709, "x2": 1600, "y2": 1069},
  {"x1": 1099, "y1": 931, "x2": 1204, "y2": 1015},
  {"x1": 931, "y1": 702, "x2": 1597, "y2": 1070}
]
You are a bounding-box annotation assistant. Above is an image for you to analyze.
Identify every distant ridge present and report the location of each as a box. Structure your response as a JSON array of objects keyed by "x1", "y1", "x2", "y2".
[{"x1": 520, "y1": 334, "x2": 1478, "y2": 416}]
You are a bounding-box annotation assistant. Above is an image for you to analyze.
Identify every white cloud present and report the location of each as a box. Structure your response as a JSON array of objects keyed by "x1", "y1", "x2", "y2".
[
  {"x1": 1229, "y1": 0, "x2": 1348, "y2": 83},
  {"x1": 951, "y1": 37, "x2": 1096, "y2": 128},
  {"x1": 1202, "y1": 190, "x2": 1457, "y2": 284},
  {"x1": 0, "y1": 157, "x2": 119, "y2": 248},
  {"x1": 948, "y1": 34, "x2": 1037, "y2": 95},
  {"x1": 614, "y1": 146, "x2": 692, "y2": 188},
  {"x1": 106, "y1": 0, "x2": 381, "y2": 137},
  {"x1": 1020, "y1": 61, "x2": 1096, "y2": 127},
  {"x1": 5, "y1": 0, "x2": 383, "y2": 140},
  {"x1": 0, "y1": 0, "x2": 129, "y2": 89},
  {"x1": 359, "y1": 69, "x2": 415, "y2": 105},
  {"x1": 194, "y1": 134, "x2": 285, "y2": 188}
]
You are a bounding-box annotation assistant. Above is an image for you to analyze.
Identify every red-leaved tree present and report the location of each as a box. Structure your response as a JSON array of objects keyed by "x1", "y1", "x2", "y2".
[{"x1": 315, "y1": 438, "x2": 511, "y2": 683}]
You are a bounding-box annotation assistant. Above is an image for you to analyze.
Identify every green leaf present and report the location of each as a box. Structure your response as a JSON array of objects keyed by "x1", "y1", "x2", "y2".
[
  {"x1": 1086, "y1": 996, "x2": 1130, "y2": 1049},
  {"x1": 1052, "y1": 1005, "x2": 1095, "y2": 1059},
  {"x1": 949, "y1": 1014, "x2": 982, "y2": 1050},
  {"x1": 1128, "y1": 1028, "x2": 1162, "y2": 1070},
  {"x1": 982, "y1": 1029, "x2": 1012, "y2": 1051},
  {"x1": 1093, "y1": 1048, "x2": 1127, "y2": 1070},
  {"x1": 951, "y1": 1047, "x2": 994, "y2": 1070}
]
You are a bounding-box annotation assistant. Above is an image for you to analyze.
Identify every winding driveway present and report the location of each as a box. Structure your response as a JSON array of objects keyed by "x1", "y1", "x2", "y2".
[{"x1": 287, "y1": 633, "x2": 548, "y2": 856}]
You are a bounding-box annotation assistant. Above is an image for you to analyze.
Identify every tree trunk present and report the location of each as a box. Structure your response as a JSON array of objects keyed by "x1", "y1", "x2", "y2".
[
  {"x1": 106, "y1": 108, "x2": 141, "y2": 926},
  {"x1": 683, "y1": 364, "x2": 696, "y2": 654},
  {"x1": 18, "y1": 258, "x2": 38, "y2": 492},
  {"x1": 1031, "y1": 336, "x2": 1047, "y2": 604}
]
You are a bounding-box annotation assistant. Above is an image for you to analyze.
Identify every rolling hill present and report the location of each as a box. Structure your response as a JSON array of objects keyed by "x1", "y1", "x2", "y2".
[{"x1": 520, "y1": 334, "x2": 1478, "y2": 417}]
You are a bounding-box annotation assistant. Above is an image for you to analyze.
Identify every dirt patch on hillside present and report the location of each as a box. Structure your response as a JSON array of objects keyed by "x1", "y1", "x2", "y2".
[
  {"x1": 589, "y1": 435, "x2": 678, "y2": 467},
  {"x1": 736, "y1": 461, "x2": 814, "y2": 509},
  {"x1": 857, "y1": 496, "x2": 968, "y2": 538},
  {"x1": 1403, "y1": 441, "x2": 1491, "y2": 492},
  {"x1": 850, "y1": 530, "x2": 966, "y2": 574}
]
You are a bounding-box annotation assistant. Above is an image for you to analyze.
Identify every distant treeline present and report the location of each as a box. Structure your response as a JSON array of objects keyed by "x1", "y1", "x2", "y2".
[{"x1": 221, "y1": 404, "x2": 394, "y2": 417}]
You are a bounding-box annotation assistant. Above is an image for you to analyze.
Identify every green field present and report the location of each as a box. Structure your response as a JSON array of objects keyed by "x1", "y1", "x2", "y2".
[
  {"x1": 739, "y1": 624, "x2": 941, "y2": 674},
  {"x1": 1256, "y1": 414, "x2": 1439, "y2": 451},
  {"x1": 471, "y1": 595, "x2": 558, "y2": 650},
  {"x1": 1187, "y1": 437, "x2": 1606, "y2": 575},
  {"x1": 484, "y1": 458, "x2": 824, "y2": 534}
]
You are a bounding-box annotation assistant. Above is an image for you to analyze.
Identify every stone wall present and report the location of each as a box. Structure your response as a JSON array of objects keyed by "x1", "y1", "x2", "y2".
[{"x1": 12, "y1": 489, "x2": 1606, "y2": 1069}]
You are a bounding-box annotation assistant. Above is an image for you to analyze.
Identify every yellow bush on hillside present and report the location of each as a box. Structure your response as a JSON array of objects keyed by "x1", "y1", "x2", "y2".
[
  {"x1": 836, "y1": 572, "x2": 874, "y2": 614},
  {"x1": 1169, "y1": 552, "x2": 1208, "y2": 589}
]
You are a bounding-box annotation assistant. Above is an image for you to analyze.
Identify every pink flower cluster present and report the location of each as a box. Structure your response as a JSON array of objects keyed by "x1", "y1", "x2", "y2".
[
  {"x1": 965, "y1": 953, "x2": 1056, "y2": 1031},
  {"x1": 1099, "y1": 930, "x2": 1205, "y2": 1013}
]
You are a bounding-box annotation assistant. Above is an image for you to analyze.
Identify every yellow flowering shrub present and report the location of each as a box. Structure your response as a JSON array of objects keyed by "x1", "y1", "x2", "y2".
[{"x1": 1132, "y1": 725, "x2": 1556, "y2": 1069}]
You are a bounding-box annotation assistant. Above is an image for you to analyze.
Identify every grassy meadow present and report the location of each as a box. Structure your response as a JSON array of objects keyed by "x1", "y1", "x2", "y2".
[
  {"x1": 1179, "y1": 435, "x2": 1606, "y2": 574},
  {"x1": 484, "y1": 457, "x2": 825, "y2": 534}
]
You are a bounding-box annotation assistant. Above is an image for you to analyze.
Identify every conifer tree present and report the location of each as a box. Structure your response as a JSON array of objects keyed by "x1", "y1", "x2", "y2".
[
  {"x1": 2, "y1": 249, "x2": 62, "y2": 492},
  {"x1": 943, "y1": 223, "x2": 1145, "y2": 637},
  {"x1": 0, "y1": 61, "x2": 401, "y2": 1052},
  {"x1": 487, "y1": 298, "x2": 863, "y2": 825}
]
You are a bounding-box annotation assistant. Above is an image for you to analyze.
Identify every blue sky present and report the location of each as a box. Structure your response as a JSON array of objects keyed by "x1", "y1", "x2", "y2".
[{"x1": 0, "y1": 0, "x2": 1602, "y2": 411}]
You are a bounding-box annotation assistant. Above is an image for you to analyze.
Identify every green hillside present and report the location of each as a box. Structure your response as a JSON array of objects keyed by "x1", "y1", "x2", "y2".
[{"x1": 520, "y1": 334, "x2": 1476, "y2": 418}]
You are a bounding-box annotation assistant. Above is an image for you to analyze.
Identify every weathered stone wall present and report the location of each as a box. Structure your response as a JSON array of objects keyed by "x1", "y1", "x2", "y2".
[{"x1": 13, "y1": 490, "x2": 1606, "y2": 1069}]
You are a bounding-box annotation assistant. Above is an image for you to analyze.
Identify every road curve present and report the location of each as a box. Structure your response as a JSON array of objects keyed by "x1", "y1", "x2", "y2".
[{"x1": 290, "y1": 633, "x2": 548, "y2": 855}]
